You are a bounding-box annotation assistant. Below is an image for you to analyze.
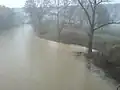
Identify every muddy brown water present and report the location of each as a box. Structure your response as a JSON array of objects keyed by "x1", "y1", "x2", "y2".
[{"x1": 0, "y1": 25, "x2": 116, "y2": 90}]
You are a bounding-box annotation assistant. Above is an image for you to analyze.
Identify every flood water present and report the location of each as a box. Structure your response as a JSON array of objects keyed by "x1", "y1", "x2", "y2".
[{"x1": 0, "y1": 25, "x2": 116, "y2": 90}]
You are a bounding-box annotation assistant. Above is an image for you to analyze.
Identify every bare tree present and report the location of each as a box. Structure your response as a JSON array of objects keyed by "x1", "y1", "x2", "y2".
[
  {"x1": 56, "y1": 0, "x2": 60, "y2": 42},
  {"x1": 25, "y1": 0, "x2": 52, "y2": 33},
  {"x1": 56, "y1": 0, "x2": 71, "y2": 42},
  {"x1": 77, "y1": 0, "x2": 120, "y2": 54}
]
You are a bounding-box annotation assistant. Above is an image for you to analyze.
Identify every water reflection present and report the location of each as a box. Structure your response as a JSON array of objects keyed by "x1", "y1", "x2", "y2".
[{"x1": 0, "y1": 25, "x2": 116, "y2": 90}]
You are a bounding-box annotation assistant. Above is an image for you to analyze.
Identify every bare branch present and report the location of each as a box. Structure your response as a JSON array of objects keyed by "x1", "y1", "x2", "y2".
[
  {"x1": 59, "y1": 3, "x2": 70, "y2": 13},
  {"x1": 88, "y1": 0, "x2": 94, "y2": 11},
  {"x1": 50, "y1": 2, "x2": 70, "y2": 16},
  {"x1": 86, "y1": 3, "x2": 89, "y2": 9},
  {"x1": 94, "y1": 22, "x2": 120, "y2": 30},
  {"x1": 96, "y1": 0, "x2": 109, "y2": 6},
  {"x1": 96, "y1": 0, "x2": 103, "y2": 6},
  {"x1": 77, "y1": 0, "x2": 92, "y2": 26}
]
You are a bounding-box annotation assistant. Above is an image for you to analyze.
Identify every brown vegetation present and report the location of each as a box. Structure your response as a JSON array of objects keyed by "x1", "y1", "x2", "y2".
[{"x1": 91, "y1": 45, "x2": 120, "y2": 83}]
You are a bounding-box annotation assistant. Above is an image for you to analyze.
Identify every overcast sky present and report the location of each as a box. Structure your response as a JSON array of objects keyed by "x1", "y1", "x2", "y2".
[
  {"x1": 0, "y1": 0, "x2": 120, "y2": 8},
  {"x1": 114, "y1": 0, "x2": 120, "y2": 3}
]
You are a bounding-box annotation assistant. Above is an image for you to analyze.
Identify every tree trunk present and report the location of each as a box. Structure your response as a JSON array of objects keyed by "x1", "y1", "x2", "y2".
[
  {"x1": 58, "y1": 30, "x2": 61, "y2": 42},
  {"x1": 88, "y1": 30, "x2": 94, "y2": 54},
  {"x1": 87, "y1": 30, "x2": 94, "y2": 69}
]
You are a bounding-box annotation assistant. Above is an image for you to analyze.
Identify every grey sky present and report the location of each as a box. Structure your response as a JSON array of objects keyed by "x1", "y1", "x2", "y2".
[
  {"x1": 0, "y1": 0, "x2": 25, "y2": 7},
  {"x1": 113, "y1": 0, "x2": 120, "y2": 3},
  {"x1": 0, "y1": 0, "x2": 120, "y2": 8}
]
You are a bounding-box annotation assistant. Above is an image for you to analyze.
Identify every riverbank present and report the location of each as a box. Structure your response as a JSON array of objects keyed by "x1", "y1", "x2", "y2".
[
  {"x1": 35, "y1": 26, "x2": 120, "y2": 87},
  {"x1": 37, "y1": 26, "x2": 120, "y2": 54}
]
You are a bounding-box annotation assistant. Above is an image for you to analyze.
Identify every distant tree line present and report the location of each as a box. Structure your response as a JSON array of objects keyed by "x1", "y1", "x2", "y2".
[{"x1": 0, "y1": 5, "x2": 15, "y2": 30}]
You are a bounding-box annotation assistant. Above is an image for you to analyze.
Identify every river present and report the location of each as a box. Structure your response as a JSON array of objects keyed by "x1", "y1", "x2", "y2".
[{"x1": 0, "y1": 25, "x2": 116, "y2": 90}]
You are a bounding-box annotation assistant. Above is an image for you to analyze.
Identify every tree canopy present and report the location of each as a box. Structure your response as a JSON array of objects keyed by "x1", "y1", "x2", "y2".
[
  {"x1": 0, "y1": 6, "x2": 15, "y2": 30},
  {"x1": 25, "y1": 0, "x2": 52, "y2": 31}
]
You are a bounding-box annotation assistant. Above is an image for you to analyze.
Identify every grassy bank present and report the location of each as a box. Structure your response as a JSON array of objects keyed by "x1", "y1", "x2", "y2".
[{"x1": 37, "y1": 26, "x2": 120, "y2": 54}]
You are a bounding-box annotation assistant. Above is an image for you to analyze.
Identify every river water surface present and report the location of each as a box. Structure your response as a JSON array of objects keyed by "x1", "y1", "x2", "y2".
[{"x1": 0, "y1": 25, "x2": 116, "y2": 90}]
